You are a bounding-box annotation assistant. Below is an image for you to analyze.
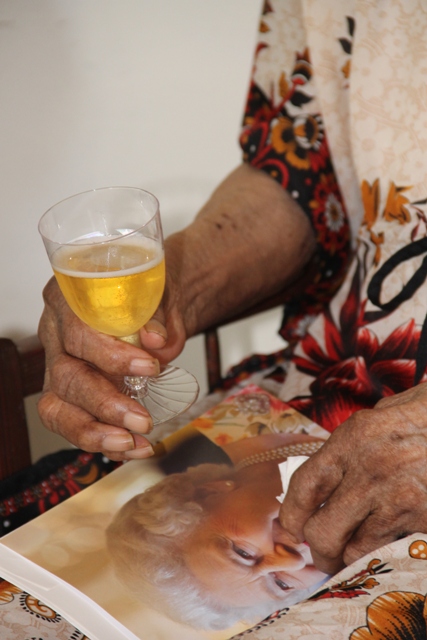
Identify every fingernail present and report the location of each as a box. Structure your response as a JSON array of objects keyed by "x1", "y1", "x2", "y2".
[
  {"x1": 129, "y1": 357, "x2": 160, "y2": 376},
  {"x1": 102, "y1": 433, "x2": 135, "y2": 452},
  {"x1": 124, "y1": 443, "x2": 155, "y2": 459},
  {"x1": 123, "y1": 410, "x2": 153, "y2": 433},
  {"x1": 145, "y1": 319, "x2": 167, "y2": 339}
]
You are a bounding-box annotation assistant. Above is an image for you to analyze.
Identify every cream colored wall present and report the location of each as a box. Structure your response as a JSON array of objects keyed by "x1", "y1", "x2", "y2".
[{"x1": 0, "y1": 0, "x2": 286, "y2": 462}]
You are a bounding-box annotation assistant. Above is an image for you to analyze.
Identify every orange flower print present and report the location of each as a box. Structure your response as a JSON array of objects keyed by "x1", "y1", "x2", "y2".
[
  {"x1": 383, "y1": 182, "x2": 412, "y2": 224},
  {"x1": 271, "y1": 117, "x2": 309, "y2": 170},
  {"x1": 214, "y1": 433, "x2": 234, "y2": 446},
  {"x1": 23, "y1": 595, "x2": 60, "y2": 620},
  {"x1": 361, "y1": 178, "x2": 382, "y2": 263},
  {"x1": 370, "y1": 230, "x2": 384, "y2": 267},
  {"x1": 362, "y1": 179, "x2": 380, "y2": 230},
  {"x1": 191, "y1": 417, "x2": 214, "y2": 430},
  {"x1": 409, "y1": 539, "x2": 427, "y2": 560},
  {"x1": 341, "y1": 58, "x2": 351, "y2": 79},
  {"x1": 270, "y1": 114, "x2": 324, "y2": 170},
  {"x1": 361, "y1": 179, "x2": 412, "y2": 264},
  {"x1": 350, "y1": 591, "x2": 427, "y2": 639},
  {"x1": 279, "y1": 71, "x2": 290, "y2": 101},
  {"x1": 0, "y1": 580, "x2": 21, "y2": 604}
]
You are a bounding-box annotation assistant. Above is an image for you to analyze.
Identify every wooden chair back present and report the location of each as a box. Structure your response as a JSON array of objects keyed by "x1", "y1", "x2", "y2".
[{"x1": 0, "y1": 336, "x2": 45, "y2": 480}]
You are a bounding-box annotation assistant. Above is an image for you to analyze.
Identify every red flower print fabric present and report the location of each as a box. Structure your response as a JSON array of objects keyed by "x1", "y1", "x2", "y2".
[
  {"x1": 240, "y1": 36, "x2": 351, "y2": 344},
  {"x1": 235, "y1": 0, "x2": 427, "y2": 437}
]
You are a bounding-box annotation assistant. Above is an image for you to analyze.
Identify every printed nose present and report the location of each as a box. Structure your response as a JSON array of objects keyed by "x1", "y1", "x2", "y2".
[{"x1": 273, "y1": 543, "x2": 305, "y2": 570}]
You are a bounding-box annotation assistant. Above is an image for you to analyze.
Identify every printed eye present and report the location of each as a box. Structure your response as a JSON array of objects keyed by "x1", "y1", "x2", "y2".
[
  {"x1": 274, "y1": 576, "x2": 292, "y2": 591},
  {"x1": 231, "y1": 543, "x2": 257, "y2": 565}
]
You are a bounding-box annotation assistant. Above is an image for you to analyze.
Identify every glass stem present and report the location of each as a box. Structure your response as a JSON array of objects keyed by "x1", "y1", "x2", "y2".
[
  {"x1": 119, "y1": 332, "x2": 149, "y2": 401},
  {"x1": 124, "y1": 375, "x2": 149, "y2": 401}
]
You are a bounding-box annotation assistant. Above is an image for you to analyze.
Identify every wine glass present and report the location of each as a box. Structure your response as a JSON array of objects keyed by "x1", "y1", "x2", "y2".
[{"x1": 38, "y1": 186, "x2": 199, "y2": 425}]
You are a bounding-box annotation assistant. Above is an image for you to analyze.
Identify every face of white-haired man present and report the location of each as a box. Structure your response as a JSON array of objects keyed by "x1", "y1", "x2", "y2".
[
  {"x1": 106, "y1": 450, "x2": 328, "y2": 630},
  {"x1": 181, "y1": 459, "x2": 327, "y2": 608}
]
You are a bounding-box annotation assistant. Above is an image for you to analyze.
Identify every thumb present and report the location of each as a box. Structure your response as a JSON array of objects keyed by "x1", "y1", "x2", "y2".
[
  {"x1": 139, "y1": 300, "x2": 187, "y2": 363},
  {"x1": 279, "y1": 445, "x2": 344, "y2": 541}
]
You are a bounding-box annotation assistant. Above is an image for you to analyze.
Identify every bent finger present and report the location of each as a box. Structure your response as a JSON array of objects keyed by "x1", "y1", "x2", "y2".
[
  {"x1": 62, "y1": 324, "x2": 160, "y2": 378},
  {"x1": 47, "y1": 354, "x2": 154, "y2": 433},
  {"x1": 302, "y1": 483, "x2": 372, "y2": 574},
  {"x1": 140, "y1": 313, "x2": 168, "y2": 351},
  {"x1": 279, "y1": 446, "x2": 345, "y2": 542},
  {"x1": 139, "y1": 304, "x2": 187, "y2": 364},
  {"x1": 38, "y1": 391, "x2": 154, "y2": 461},
  {"x1": 343, "y1": 506, "x2": 427, "y2": 567}
]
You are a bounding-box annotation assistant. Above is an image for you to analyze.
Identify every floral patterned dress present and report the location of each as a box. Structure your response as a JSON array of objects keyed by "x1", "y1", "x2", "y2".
[
  {"x1": 225, "y1": 0, "x2": 427, "y2": 637},
  {"x1": 234, "y1": 0, "x2": 427, "y2": 435}
]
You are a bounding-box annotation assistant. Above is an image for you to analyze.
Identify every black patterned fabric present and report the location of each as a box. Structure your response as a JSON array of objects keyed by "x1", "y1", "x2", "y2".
[{"x1": 0, "y1": 449, "x2": 122, "y2": 536}]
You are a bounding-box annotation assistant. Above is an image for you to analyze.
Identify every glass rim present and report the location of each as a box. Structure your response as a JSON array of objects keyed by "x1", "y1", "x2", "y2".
[{"x1": 38, "y1": 186, "x2": 160, "y2": 246}]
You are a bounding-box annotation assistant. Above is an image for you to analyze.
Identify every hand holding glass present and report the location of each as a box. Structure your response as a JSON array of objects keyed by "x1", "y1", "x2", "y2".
[{"x1": 39, "y1": 187, "x2": 198, "y2": 425}]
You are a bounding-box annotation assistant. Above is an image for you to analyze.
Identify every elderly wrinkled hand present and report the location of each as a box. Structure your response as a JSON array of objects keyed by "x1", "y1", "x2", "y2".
[
  {"x1": 37, "y1": 276, "x2": 185, "y2": 461},
  {"x1": 279, "y1": 383, "x2": 427, "y2": 574},
  {"x1": 36, "y1": 165, "x2": 317, "y2": 461}
]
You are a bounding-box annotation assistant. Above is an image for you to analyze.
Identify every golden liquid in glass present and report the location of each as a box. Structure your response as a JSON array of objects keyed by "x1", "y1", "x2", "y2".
[{"x1": 52, "y1": 238, "x2": 165, "y2": 337}]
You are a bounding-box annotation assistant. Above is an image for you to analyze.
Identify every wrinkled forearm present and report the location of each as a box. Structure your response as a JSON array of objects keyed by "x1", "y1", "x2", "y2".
[{"x1": 165, "y1": 163, "x2": 316, "y2": 337}]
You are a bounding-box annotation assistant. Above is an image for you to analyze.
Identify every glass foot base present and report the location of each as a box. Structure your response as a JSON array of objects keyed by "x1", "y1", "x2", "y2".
[{"x1": 125, "y1": 365, "x2": 199, "y2": 425}]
